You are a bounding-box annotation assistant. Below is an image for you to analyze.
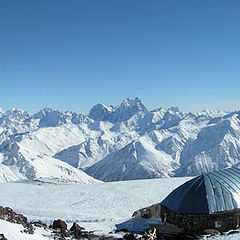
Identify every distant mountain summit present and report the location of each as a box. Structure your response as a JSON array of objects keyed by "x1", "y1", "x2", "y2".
[
  {"x1": 89, "y1": 104, "x2": 113, "y2": 121},
  {"x1": 1, "y1": 98, "x2": 240, "y2": 183},
  {"x1": 89, "y1": 97, "x2": 148, "y2": 123}
]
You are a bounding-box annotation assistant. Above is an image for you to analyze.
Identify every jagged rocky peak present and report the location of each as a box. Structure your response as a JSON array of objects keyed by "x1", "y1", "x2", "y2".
[
  {"x1": 149, "y1": 107, "x2": 185, "y2": 127},
  {"x1": 33, "y1": 108, "x2": 90, "y2": 127},
  {"x1": 5, "y1": 108, "x2": 30, "y2": 119},
  {"x1": 107, "y1": 97, "x2": 148, "y2": 123},
  {"x1": 0, "y1": 107, "x2": 4, "y2": 115},
  {"x1": 120, "y1": 97, "x2": 148, "y2": 111},
  {"x1": 88, "y1": 103, "x2": 113, "y2": 121},
  {"x1": 151, "y1": 107, "x2": 165, "y2": 112},
  {"x1": 32, "y1": 107, "x2": 54, "y2": 119},
  {"x1": 88, "y1": 98, "x2": 148, "y2": 123},
  {"x1": 0, "y1": 108, "x2": 31, "y2": 132},
  {"x1": 184, "y1": 112, "x2": 197, "y2": 119},
  {"x1": 167, "y1": 106, "x2": 181, "y2": 113},
  {"x1": 165, "y1": 107, "x2": 185, "y2": 119},
  {"x1": 36, "y1": 109, "x2": 67, "y2": 127},
  {"x1": 196, "y1": 109, "x2": 228, "y2": 118},
  {"x1": 9, "y1": 108, "x2": 27, "y2": 114}
]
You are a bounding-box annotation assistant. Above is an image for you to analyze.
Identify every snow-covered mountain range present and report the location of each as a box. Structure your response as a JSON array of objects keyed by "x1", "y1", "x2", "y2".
[{"x1": 0, "y1": 98, "x2": 239, "y2": 183}]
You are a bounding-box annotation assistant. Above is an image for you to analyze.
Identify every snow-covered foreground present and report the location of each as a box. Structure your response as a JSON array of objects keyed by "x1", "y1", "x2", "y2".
[
  {"x1": 1, "y1": 177, "x2": 240, "y2": 240},
  {"x1": 0, "y1": 177, "x2": 190, "y2": 234},
  {"x1": 0, "y1": 219, "x2": 51, "y2": 240}
]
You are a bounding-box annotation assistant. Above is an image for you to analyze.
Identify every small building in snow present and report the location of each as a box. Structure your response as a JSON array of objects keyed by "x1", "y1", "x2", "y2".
[{"x1": 116, "y1": 167, "x2": 240, "y2": 237}]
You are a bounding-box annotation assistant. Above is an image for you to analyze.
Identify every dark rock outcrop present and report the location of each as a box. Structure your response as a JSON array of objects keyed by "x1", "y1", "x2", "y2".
[
  {"x1": 0, "y1": 206, "x2": 27, "y2": 224},
  {"x1": 31, "y1": 220, "x2": 47, "y2": 229},
  {"x1": 69, "y1": 222, "x2": 85, "y2": 238},
  {"x1": 52, "y1": 219, "x2": 67, "y2": 233},
  {"x1": 0, "y1": 234, "x2": 7, "y2": 240},
  {"x1": 0, "y1": 206, "x2": 33, "y2": 234}
]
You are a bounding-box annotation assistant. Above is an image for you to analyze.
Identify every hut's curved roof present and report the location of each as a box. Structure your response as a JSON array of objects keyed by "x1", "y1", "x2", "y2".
[{"x1": 161, "y1": 167, "x2": 240, "y2": 214}]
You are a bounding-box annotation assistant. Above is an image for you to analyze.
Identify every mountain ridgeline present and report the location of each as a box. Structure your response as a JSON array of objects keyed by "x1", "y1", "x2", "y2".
[{"x1": 0, "y1": 98, "x2": 239, "y2": 183}]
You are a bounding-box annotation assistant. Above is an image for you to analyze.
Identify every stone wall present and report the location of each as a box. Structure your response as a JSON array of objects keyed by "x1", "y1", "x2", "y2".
[{"x1": 160, "y1": 205, "x2": 240, "y2": 235}]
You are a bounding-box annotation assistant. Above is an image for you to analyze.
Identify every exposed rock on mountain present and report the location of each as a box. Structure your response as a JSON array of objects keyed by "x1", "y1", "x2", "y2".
[{"x1": 88, "y1": 104, "x2": 113, "y2": 121}]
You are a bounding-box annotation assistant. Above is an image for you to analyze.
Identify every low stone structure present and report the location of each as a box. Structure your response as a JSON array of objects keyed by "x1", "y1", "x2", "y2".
[
  {"x1": 160, "y1": 204, "x2": 240, "y2": 236},
  {"x1": 134, "y1": 202, "x2": 240, "y2": 237}
]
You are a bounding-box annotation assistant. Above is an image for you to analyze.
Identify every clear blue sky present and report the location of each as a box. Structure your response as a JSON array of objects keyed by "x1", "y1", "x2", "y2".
[{"x1": 0, "y1": 0, "x2": 240, "y2": 114}]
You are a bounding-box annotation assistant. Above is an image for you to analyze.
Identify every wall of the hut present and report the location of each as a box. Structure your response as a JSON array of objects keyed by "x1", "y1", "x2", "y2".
[
  {"x1": 160, "y1": 205, "x2": 240, "y2": 235},
  {"x1": 137, "y1": 204, "x2": 240, "y2": 235}
]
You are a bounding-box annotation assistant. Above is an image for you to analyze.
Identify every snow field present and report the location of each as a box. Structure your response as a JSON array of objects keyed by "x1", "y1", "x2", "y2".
[
  {"x1": 1, "y1": 177, "x2": 240, "y2": 239},
  {"x1": 0, "y1": 177, "x2": 190, "y2": 234},
  {"x1": 0, "y1": 219, "x2": 51, "y2": 240}
]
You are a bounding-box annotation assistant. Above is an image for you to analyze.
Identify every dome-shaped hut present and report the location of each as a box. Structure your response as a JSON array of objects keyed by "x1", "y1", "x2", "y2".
[
  {"x1": 116, "y1": 167, "x2": 240, "y2": 237},
  {"x1": 161, "y1": 166, "x2": 240, "y2": 214}
]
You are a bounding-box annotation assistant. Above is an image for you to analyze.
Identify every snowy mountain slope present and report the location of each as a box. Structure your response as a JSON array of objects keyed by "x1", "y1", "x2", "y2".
[
  {"x1": 155, "y1": 112, "x2": 211, "y2": 162},
  {"x1": 0, "y1": 98, "x2": 239, "y2": 182},
  {"x1": 0, "y1": 160, "x2": 25, "y2": 182},
  {"x1": 53, "y1": 119, "x2": 140, "y2": 170},
  {"x1": 53, "y1": 138, "x2": 113, "y2": 169},
  {"x1": 0, "y1": 126, "x2": 100, "y2": 183},
  {"x1": 86, "y1": 137, "x2": 174, "y2": 181},
  {"x1": 176, "y1": 112, "x2": 240, "y2": 176},
  {"x1": 85, "y1": 109, "x2": 212, "y2": 182}
]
